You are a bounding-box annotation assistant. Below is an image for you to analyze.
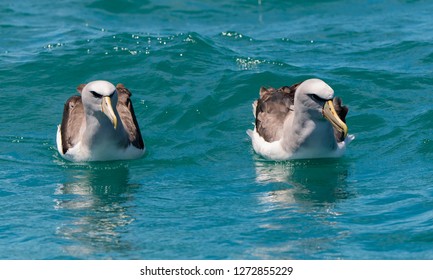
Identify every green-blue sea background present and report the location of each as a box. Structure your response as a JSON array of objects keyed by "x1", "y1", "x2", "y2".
[{"x1": 1, "y1": 0, "x2": 433, "y2": 259}]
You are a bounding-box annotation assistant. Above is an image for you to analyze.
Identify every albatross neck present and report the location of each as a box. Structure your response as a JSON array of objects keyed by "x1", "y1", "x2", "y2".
[
  {"x1": 280, "y1": 106, "x2": 337, "y2": 155},
  {"x1": 82, "y1": 111, "x2": 129, "y2": 149}
]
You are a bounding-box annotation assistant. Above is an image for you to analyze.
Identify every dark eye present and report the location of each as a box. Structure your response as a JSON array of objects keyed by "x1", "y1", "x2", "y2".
[
  {"x1": 90, "y1": 91, "x2": 102, "y2": 98},
  {"x1": 308, "y1": 94, "x2": 327, "y2": 103}
]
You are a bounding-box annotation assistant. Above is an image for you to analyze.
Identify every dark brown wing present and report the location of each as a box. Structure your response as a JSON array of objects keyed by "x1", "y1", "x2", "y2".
[
  {"x1": 116, "y1": 84, "x2": 144, "y2": 149},
  {"x1": 60, "y1": 95, "x2": 84, "y2": 154},
  {"x1": 255, "y1": 83, "x2": 300, "y2": 142},
  {"x1": 332, "y1": 96, "x2": 349, "y2": 142}
]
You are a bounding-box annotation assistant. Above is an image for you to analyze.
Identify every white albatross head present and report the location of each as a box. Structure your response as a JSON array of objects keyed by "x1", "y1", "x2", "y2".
[{"x1": 81, "y1": 80, "x2": 119, "y2": 129}]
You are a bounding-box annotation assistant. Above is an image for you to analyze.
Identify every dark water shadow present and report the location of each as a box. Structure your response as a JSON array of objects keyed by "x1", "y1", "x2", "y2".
[{"x1": 53, "y1": 162, "x2": 140, "y2": 259}]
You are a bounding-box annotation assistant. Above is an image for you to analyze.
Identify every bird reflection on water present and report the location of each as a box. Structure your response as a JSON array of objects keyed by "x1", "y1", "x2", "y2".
[
  {"x1": 53, "y1": 163, "x2": 139, "y2": 258},
  {"x1": 254, "y1": 158, "x2": 353, "y2": 207},
  {"x1": 249, "y1": 158, "x2": 354, "y2": 259}
]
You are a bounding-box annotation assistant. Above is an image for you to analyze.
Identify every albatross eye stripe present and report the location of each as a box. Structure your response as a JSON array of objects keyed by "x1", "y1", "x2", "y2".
[{"x1": 90, "y1": 91, "x2": 103, "y2": 98}]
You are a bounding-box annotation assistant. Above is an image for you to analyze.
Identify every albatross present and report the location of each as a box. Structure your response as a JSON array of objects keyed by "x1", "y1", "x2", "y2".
[
  {"x1": 56, "y1": 80, "x2": 145, "y2": 162},
  {"x1": 247, "y1": 78, "x2": 354, "y2": 161}
]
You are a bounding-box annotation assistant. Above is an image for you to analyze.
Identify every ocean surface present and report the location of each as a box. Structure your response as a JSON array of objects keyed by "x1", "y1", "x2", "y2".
[{"x1": 1, "y1": 0, "x2": 433, "y2": 260}]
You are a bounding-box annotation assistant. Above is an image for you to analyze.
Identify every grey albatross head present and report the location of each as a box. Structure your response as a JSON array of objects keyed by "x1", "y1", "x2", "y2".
[
  {"x1": 295, "y1": 78, "x2": 348, "y2": 139},
  {"x1": 80, "y1": 80, "x2": 119, "y2": 129}
]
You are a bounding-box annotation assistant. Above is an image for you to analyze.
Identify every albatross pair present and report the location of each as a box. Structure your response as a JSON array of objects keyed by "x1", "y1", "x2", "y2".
[{"x1": 57, "y1": 78, "x2": 352, "y2": 162}]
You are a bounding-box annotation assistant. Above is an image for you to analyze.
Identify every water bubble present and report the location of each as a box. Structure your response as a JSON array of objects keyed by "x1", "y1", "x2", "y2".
[{"x1": 236, "y1": 57, "x2": 263, "y2": 70}]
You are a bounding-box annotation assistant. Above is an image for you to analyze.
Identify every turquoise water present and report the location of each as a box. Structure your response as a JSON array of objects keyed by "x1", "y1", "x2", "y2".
[{"x1": 1, "y1": 0, "x2": 433, "y2": 259}]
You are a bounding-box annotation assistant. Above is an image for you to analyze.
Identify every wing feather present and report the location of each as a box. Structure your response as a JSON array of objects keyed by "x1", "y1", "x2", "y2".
[
  {"x1": 255, "y1": 83, "x2": 300, "y2": 142},
  {"x1": 116, "y1": 84, "x2": 144, "y2": 150},
  {"x1": 60, "y1": 95, "x2": 84, "y2": 154}
]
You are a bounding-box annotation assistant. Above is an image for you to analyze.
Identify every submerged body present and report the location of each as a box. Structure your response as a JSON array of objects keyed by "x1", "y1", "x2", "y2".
[
  {"x1": 247, "y1": 79, "x2": 354, "y2": 161},
  {"x1": 56, "y1": 80, "x2": 145, "y2": 162}
]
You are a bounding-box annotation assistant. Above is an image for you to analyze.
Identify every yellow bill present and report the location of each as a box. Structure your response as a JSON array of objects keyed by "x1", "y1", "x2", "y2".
[
  {"x1": 101, "y1": 96, "x2": 118, "y2": 129},
  {"x1": 323, "y1": 100, "x2": 348, "y2": 139}
]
